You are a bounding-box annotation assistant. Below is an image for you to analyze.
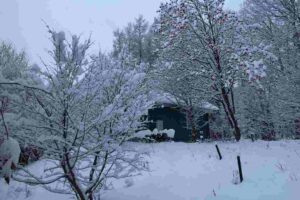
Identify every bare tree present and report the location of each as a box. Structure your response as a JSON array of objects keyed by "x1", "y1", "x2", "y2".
[{"x1": 1, "y1": 29, "x2": 152, "y2": 200}]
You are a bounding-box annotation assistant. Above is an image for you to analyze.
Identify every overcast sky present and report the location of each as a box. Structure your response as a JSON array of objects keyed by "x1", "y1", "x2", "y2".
[{"x1": 0, "y1": 0, "x2": 244, "y2": 64}]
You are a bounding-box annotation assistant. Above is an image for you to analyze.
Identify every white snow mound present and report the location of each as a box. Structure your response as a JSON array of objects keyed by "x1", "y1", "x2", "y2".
[{"x1": 0, "y1": 137, "x2": 21, "y2": 179}]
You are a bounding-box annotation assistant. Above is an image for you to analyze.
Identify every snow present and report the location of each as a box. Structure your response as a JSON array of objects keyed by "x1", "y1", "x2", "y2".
[
  {"x1": 53, "y1": 31, "x2": 66, "y2": 47},
  {"x1": 133, "y1": 129, "x2": 153, "y2": 138},
  {"x1": 103, "y1": 141, "x2": 300, "y2": 200},
  {"x1": 200, "y1": 102, "x2": 219, "y2": 111},
  {"x1": 161, "y1": 129, "x2": 175, "y2": 138},
  {"x1": 154, "y1": 93, "x2": 219, "y2": 111},
  {"x1": 134, "y1": 129, "x2": 175, "y2": 138},
  {"x1": 1, "y1": 140, "x2": 300, "y2": 200},
  {"x1": 245, "y1": 59, "x2": 267, "y2": 81},
  {"x1": 0, "y1": 137, "x2": 21, "y2": 179}
]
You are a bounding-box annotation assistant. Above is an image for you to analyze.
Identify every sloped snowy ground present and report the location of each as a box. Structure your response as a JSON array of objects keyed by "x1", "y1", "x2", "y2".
[{"x1": 1, "y1": 140, "x2": 300, "y2": 200}]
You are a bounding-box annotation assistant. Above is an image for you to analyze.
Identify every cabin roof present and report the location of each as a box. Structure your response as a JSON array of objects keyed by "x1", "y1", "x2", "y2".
[{"x1": 153, "y1": 93, "x2": 219, "y2": 111}]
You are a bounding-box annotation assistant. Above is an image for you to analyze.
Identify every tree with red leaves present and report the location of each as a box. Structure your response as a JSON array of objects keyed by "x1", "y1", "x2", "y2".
[{"x1": 156, "y1": 0, "x2": 261, "y2": 141}]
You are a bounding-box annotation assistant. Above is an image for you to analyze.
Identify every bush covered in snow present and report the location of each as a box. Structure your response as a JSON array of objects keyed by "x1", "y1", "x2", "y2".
[
  {"x1": 130, "y1": 129, "x2": 175, "y2": 142},
  {"x1": 0, "y1": 137, "x2": 21, "y2": 184}
]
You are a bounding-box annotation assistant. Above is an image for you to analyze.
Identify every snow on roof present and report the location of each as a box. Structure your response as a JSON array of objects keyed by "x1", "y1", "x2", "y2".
[
  {"x1": 199, "y1": 102, "x2": 219, "y2": 111},
  {"x1": 153, "y1": 93, "x2": 219, "y2": 111},
  {"x1": 154, "y1": 93, "x2": 178, "y2": 105}
]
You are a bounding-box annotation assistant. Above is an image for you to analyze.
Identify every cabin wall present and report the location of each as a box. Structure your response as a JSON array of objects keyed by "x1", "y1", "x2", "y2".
[{"x1": 146, "y1": 106, "x2": 210, "y2": 142}]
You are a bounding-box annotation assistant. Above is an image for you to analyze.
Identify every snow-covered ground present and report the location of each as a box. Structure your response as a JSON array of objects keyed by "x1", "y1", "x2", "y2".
[{"x1": 1, "y1": 140, "x2": 300, "y2": 200}]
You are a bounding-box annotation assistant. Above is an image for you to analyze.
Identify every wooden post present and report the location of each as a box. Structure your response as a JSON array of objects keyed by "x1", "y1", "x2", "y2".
[
  {"x1": 251, "y1": 134, "x2": 254, "y2": 142},
  {"x1": 215, "y1": 145, "x2": 222, "y2": 160},
  {"x1": 237, "y1": 156, "x2": 243, "y2": 183}
]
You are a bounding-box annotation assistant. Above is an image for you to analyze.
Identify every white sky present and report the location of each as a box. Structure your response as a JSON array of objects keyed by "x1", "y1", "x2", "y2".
[{"x1": 0, "y1": 0, "x2": 244, "y2": 65}]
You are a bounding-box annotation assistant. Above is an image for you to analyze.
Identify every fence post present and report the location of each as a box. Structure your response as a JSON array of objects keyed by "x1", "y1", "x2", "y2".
[
  {"x1": 237, "y1": 155, "x2": 243, "y2": 183},
  {"x1": 215, "y1": 144, "x2": 222, "y2": 160}
]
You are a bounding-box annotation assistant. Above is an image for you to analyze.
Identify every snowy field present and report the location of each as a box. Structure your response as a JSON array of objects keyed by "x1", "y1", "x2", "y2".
[{"x1": 1, "y1": 140, "x2": 300, "y2": 200}]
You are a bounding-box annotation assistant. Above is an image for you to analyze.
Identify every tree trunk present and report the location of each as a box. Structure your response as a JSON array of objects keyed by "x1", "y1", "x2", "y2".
[
  {"x1": 61, "y1": 154, "x2": 87, "y2": 200},
  {"x1": 213, "y1": 47, "x2": 241, "y2": 141},
  {"x1": 61, "y1": 106, "x2": 88, "y2": 200},
  {"x1": 221, "y1": 88, "x2": 241, "y2": 141},
  {"x1": 191, "y1": 127, "x2": 197, "y2": 142},
  {"x1": 186, "y1": 107, "x2": 198, "y2": 142}
]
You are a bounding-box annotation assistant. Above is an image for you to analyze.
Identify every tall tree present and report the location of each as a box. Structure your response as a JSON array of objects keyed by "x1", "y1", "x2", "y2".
[
  {"x1": 112, "y1": 15, "x2": 158, "y2": 69},
  {"x1": 1, "y1": 30, "x2": 152, "y2": 199},
  {"x1": 156, "y1": 0, "x2": 267, "y2": 141},
  {"x1": 0, "y1": 41, "x2": 43, "y2": 142},
  {"x1": 236, "y1": 0, "x2": 300, "y2": 138}
]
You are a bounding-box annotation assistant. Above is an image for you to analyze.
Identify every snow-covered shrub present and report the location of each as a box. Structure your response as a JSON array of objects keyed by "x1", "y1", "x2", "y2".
[
  {"x1": 145, "y1": 129, "x2": 174, "y2": 142},
  {"x1": 160, "y1": 129, "x2": 175, "y2": 138},
  {"x1": 145, "y1": 133, "x2": 171, "y2": 142},
  {"x1": 0, "y1": 137, "x2": 21, "y2": 184},
  {"x1": 3, "y1": 29, "x2": 153, "y2": 200},
  {"x1": 129, "y1": 129, "x2": 174, "y2": 143}
]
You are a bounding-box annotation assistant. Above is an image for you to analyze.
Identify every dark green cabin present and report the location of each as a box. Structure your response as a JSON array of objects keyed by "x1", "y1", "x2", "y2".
[{"x1": 145, "y1": 104, "x2": 213, "y2": 142}]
